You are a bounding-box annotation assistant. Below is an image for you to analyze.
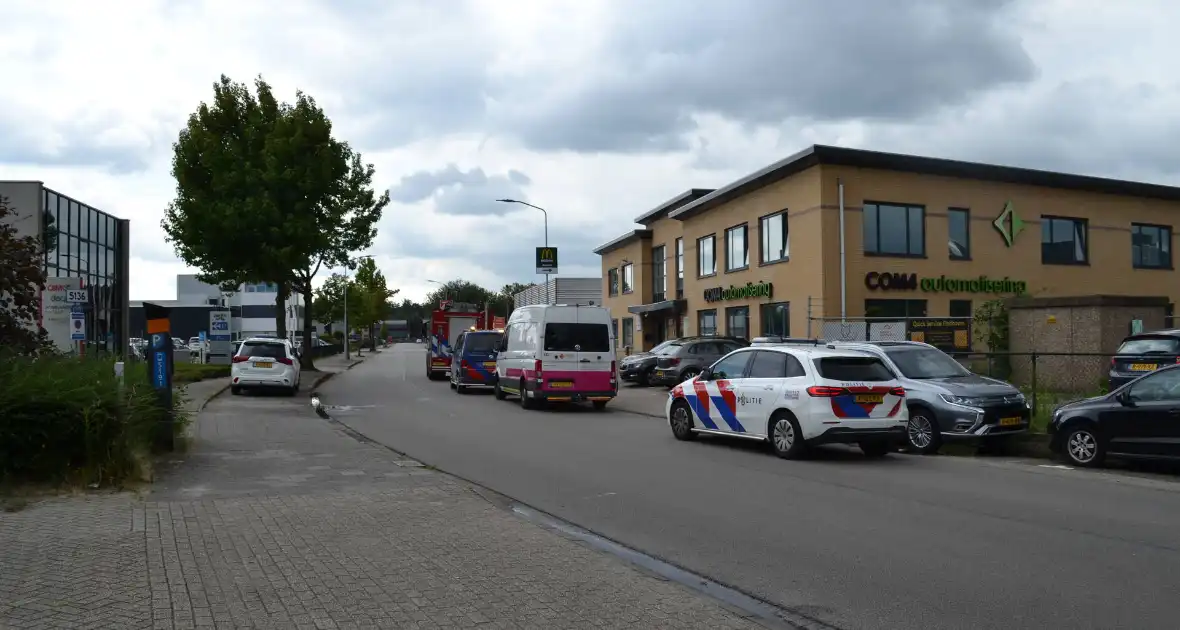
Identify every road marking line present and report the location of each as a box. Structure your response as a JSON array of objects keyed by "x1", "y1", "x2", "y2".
[{"x1": 1038, "y1": 464, "x2": 1074, "y2": 470}]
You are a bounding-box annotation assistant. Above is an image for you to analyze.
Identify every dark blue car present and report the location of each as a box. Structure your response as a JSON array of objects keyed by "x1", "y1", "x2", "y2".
[
  {"x1": 1109, "y1": 330, "x2": 1180, "y2": 390},
  {"x1": 449, "y1": 330, "x2": 504, "y2": 393}
]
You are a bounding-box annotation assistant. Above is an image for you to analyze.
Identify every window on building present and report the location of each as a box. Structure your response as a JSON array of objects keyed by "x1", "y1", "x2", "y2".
[
  {"x1": 760, "y1": 211, "x2": 789, "y2": 263},
  {"x1": 760, "y1": 302, "x2": 790, "y2": 336},
  {"x1": 864, "y1": 203, "x2": 925, "y2": 256},
  {"x1": 697, "y1": 309, "x2": 717, "y2": 336},
  {"x1": 621, "y1": 317, "x2": 634, "y2": 349},
  {"x1": 621, "y1": 263, "x2": 634, "y2": 293},
  {"x1": 675, "y1": 238, "x2": 684, "y2": 299},
  {"x1": 864, "y1": 299, "x2": 928, "y2": 318},
  {"x1": 949, "y1": 300, "x2": 973, "y2": 318},
  {"x1": 948, "y1": 208, "x2": 970, "y2": 260},
  {"x1": 652, "y1": 245, "x2": 667, "y2": 301},
  {"x1": 611, "y1": 318, "x2": 619, "y2": 348},
  {"x1": 1132, "y1": 223, "x2": 1172, "y2": 269},
  {"x1": 608, "y1": 268, "x2": 619, "y2": 296},
  {"x1": 1041, "y1": 216, "x2": 1088, "y2": 265},
  {"x1": 726, "y1": 306, "x2": 750, "y2": 340},
  {"x1": 698, "y1": 235, "x2": 716, "y2": 277},
  {"x1": 725, "y1": 224, "x2": 749, "y2": 271}
]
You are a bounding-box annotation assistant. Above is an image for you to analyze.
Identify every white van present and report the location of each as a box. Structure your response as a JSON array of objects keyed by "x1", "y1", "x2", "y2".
[{"x1": 494, "y1": 304, "x2": 617, "y2": 410}]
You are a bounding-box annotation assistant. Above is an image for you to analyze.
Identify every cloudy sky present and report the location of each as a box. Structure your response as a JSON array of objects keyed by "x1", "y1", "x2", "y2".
[{"x1": 3, "y1": 0, "x2": 1178, "y2": 302}]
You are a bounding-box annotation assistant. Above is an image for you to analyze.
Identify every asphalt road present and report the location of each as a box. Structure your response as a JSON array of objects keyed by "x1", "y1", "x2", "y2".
[{"x1": 315, "y1": 343, "x2": 1180, "y2": 630}]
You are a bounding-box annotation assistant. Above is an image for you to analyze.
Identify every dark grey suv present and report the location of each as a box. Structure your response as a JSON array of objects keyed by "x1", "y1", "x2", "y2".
[{"x1": 650, "y1": 337, "x2": 748, "y2": 387}]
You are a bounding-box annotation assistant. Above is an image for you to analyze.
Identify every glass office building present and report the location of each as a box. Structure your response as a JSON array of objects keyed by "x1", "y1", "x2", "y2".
[{"x1": 41, "y1": 186, "x2": 131, "y2": 353}]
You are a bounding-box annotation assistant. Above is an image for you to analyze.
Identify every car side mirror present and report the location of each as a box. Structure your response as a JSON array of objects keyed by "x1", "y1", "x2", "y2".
[{"x1": 1117, "y1": 389, "x2": 1135, "y2": 407}]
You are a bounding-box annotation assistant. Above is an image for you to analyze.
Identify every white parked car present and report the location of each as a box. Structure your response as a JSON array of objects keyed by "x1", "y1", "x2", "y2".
[
  {"x1": 230, "y1": 337, "x2": 302, "y2": 396},
  {"x1": 665, "y1": 343, "x2": 907, "y2": 459}
]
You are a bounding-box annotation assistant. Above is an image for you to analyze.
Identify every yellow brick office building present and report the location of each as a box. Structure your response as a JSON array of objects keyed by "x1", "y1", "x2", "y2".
[{"x1": 595, "y1": 145, "x2": 1179, "y2": 353}]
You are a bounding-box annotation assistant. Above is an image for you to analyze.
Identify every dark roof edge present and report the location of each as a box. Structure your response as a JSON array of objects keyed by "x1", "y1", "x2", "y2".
[
  {"x1": 669, "y1": 144, "x2": 1180, "y2": 222},
  {"x1": 669, "y1": 147, "x2": 821, "y2": 221},
  {"x1": 593, "y1": 229, "x2": 653, "y2": 256},
  {"x1": 634, "y1": 188, "x2": 715, "y2": 225}
]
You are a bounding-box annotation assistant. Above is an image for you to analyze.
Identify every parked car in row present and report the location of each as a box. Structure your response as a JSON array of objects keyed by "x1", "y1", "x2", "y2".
[
  {"x1": 1050, "y1": 362, "x2": 1180, "y2": 467},
  {"x1": 1108, "y1": 329, "x2": 1180, "y2": 390},
  {"x1": 649, "y1": 337, "x2": 749, "y2": 387},
  {"x1": 620, "y1": 336, "x2": 747, "y2": 386}
]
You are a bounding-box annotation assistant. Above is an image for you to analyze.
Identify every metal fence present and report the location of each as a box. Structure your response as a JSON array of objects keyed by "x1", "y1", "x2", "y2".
[{"x1": 948, "y1": 351, "x2": 1112, "y2": 421}]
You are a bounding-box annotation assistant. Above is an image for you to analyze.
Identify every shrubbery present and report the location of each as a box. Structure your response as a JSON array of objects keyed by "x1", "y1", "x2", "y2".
[{"x1": 0, "y1": 352, "x2": 188, "y2": 486}]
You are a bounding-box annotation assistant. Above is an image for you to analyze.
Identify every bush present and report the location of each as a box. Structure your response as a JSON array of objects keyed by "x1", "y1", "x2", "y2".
[{"x1": 0, "y1": 353, "x2": 187, "y2": 485}]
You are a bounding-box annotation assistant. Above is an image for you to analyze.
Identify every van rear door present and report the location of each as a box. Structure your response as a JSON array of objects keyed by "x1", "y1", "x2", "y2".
[{"x1": 575, "y1": 308, "x2": 614, "y2": 394}]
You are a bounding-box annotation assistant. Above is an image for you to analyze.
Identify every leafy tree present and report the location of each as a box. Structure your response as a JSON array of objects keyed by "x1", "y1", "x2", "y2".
[
  {"x1": 0, "y1": 196, "x2": 50, "y2": 355},
  {"x1": 162, "y1": 74, "x2": 388, "y2": 366},
  {"x1": 424, "y1": 279, "x2": 493, "y2": 309},
  {"x1": 312, "y1": 273, "x2": 363, "y2": 331},
  {"x1": 353, "y1": 257, "x2": 399, "y2": 350},
  {"x1": 162, "y1": 75, "x2": 293, "y2": 336}
]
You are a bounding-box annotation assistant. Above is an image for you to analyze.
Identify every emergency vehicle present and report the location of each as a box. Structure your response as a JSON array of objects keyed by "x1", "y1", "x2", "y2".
[
  {"x1": 426, "y1": 300, "x2": 490, "y2": 380},
  {"x1": 666, "y1": 342, "x2": 907, "y2": 459}
]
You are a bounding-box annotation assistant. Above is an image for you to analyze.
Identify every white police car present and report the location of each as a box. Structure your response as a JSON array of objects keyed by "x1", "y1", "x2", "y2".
[{"x1": 665, "y1": 343, "x2": 907, "y2": 459}]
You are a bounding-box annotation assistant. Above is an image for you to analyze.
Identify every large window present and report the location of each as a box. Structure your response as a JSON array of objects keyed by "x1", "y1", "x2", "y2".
[
  {"x1": 725, "y1": 224, "x2": 749, "y2": 271},
  {"x1": 621, "y1": 318, "x2": 634, "y2": 349},
  {"x1": 652, "y1": 245, "x2": 667, "y2": 302},
  {"x1": 760, "y1": 211, "x2": 789, "y2": 264},
  {"x1": 675, "y1": 238, "x2": 684, "y2": 298},
  {"x1": 725, "y1": 306, "x2": 749, "y2": 340},
  {"x1": 697, "y1": 309, "x2": 717, "y2": 336},
  {"x1": 698, "y1": 235, "x2": 716, "y2": 277},
  {"x1": 948, "y1": 208, "x2": 970, "y2": 260},
  {"x1": 607, "y1": 268, "x2": 619, "y2": 296},
  {"x1": 1041, "y1": 216, "x2": 1088, "y2": 265},
  {"x1": 1132, "y1": 223, "x2": 1172, "y2": 270},
  {"x1": 621, "y1": 263, "x2": 634, "y2": 293},
  {"x1": 864, "y1": 202, "x2": 925, "y2": 256},
  {"x1": 545, "y1": 322, "x2": 612, "y2": 353},
  {"x1": 760, "y1": 302, "x2": 790, "y2": 336},
  {"x1": 864, "y1": 299, "x2": 928, "y2": 318},
  {"x1": 949, "y1": 300, "x2": 973, "y2": 318}
]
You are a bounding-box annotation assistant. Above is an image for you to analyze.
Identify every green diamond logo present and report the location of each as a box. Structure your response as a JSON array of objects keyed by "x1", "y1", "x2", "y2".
[{"x1": 993, "y1": 201, "x2": 1024, "y2": 247}]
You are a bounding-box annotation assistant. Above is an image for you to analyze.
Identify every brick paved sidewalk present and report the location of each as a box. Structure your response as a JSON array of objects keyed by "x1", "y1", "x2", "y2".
[{"x1": 0, "y1": 361, "x2": 763, "y2": 629}]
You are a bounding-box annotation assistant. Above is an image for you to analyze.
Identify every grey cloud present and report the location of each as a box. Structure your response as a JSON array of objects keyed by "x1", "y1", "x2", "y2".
[
  {"x1": 856, "y1": 78, "x2": 1180, "y2": 183},
  {"x1": 388, "y1": 165, "x2": 532, "y2": 216},
  {"x1": 484, "y1": 0, "x2": 1036, "y2": 153},
  {"x1": 0, "y1": 115, "x2": 153, "y2": 174},
  {"x1": 376, "y1": 218, "x2": 605, "y2": 283}
]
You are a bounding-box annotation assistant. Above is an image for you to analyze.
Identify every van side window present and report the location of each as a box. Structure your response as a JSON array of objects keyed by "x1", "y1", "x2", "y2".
[{"x1": 525, "y1": 323, "x2": 540, "y2": 347}]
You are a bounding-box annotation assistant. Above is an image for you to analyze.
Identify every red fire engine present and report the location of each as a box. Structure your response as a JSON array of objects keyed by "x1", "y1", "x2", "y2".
[{"x1": 425, "y1": 300, "x2": 489, "y2": 380}]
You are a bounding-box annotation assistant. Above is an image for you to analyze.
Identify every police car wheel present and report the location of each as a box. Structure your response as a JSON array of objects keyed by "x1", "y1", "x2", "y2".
[
  {"x1": 769, "y1": 412, "x2": 806, "y2": 459},
  {"x1": 669, "y1": 401, "x2": 696, "y2": 441}
]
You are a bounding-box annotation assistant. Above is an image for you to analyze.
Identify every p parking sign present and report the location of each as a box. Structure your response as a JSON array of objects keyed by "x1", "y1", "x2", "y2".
[{"x1": 536, "y1": 247, "x2": 558, "y2": 275}]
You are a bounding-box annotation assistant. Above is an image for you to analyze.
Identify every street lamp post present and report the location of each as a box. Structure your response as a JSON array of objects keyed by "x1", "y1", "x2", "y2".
[{"x1": 496, "y1": 199, "x2": 551, "y2": 304}]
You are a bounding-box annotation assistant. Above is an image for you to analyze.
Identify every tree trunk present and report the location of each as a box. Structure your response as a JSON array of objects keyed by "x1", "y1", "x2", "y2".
[
  {"x1": 301, "y1": 283, "x2": 316, "y2": 371},
  {"x1": 275, "y1": 282, "x2": 289, "y2": 340},
  {"x1": 368, "y1": 322, "x2": 377, "y2": 351}
]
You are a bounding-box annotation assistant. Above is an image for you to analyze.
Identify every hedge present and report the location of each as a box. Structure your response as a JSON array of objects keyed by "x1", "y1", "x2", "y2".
[{"x1": 0, "y1": 352, "x2": 187, "y2": 486}]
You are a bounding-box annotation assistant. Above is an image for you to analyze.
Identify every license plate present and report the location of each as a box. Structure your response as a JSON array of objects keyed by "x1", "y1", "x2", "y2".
[
  {"x1": 854, "y1": 394, "x2": 884, "y2": 404},
  {"x1": 548, "y1": 381, "x2": 573, "y2": 389},
  {"x1": 254, "y1": 361, "x2": 273, "y2": 369},
  {"x1": 999, "y1": 416, "x2": 1023, "y2": 427},
  {"x1": 655, "y1": 371, "x2": 666, "y2": 378},
  {"x1": 1129, "y1": 363, "x2": 1158, "y2": 371},
  {"x1": 483, "y1": 362, "x2": 496, "y2": 369}
]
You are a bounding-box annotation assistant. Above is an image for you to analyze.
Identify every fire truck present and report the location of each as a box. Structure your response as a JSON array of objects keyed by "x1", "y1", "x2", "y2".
[{"x1": 425, "y1": 300, "x2": 490, "y2": 380}]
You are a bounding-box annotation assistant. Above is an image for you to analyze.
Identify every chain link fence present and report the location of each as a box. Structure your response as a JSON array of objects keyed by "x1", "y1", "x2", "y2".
[{"x1": 948, "y1": 351, "x2": 1112, "y2": 428}]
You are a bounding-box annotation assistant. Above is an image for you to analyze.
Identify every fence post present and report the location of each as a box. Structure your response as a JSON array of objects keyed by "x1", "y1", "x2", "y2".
[
  {"x1": 1030, "y1": 351, "x2": 1038, "y2": 416},
  {"x1": 806, "y1": 296, "x2": 812, "y2": 338}
]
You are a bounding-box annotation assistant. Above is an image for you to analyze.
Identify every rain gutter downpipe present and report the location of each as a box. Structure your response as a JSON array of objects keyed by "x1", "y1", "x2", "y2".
[{"x1": 838, "y1": 178, "x2": 847, "y2": 322}]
